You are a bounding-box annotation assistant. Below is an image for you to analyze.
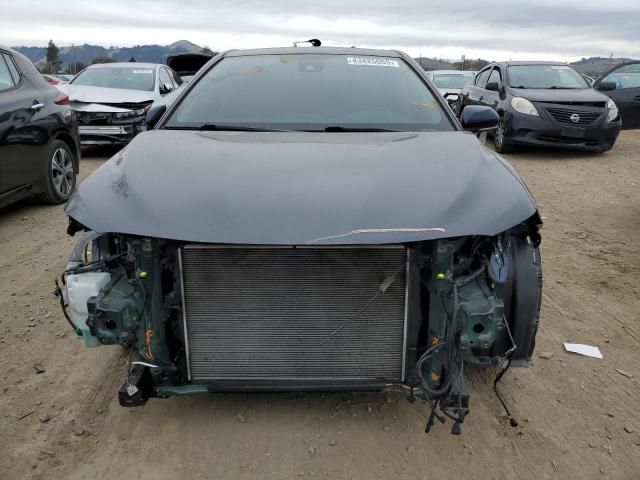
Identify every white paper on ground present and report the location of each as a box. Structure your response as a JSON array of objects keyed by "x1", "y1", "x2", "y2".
[{"x1": 563, "y1": 343, "x2": 603, "y2": 359}]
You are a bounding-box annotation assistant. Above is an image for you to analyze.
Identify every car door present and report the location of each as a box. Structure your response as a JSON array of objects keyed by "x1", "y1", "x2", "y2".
[
  {"x1": 0, "y1": 51, "x2": 47, "y2": 197},
  {"x1": 463, "y1": 67, "x2": 491, "y2": 107},
  {"x1": 597, "y1": 62, "x2": 640, "y2": 130}
]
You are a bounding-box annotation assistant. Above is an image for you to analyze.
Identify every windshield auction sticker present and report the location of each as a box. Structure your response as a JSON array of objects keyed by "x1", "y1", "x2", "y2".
[
  {"x1": 347, "y1": 57, "x2": 399, "y2": 67},
  {"x1": 132, "y1": 69, "x2": 153, "y2": 74}
]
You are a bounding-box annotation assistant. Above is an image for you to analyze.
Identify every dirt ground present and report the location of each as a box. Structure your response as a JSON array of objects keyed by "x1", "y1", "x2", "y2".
[{"x1": 1, "y1": 132, "x2": 639, "y2": 480}]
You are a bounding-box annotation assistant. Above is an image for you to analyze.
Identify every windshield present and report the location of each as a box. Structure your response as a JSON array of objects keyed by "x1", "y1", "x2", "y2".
[
  {"x1": 165, "y1": 54, "x2": 453, "y2": 131},
  {"x1": 72, "y1": 67, "x2": 155, "y2": 91},
  {"x1": 508, "y1": 65, "x2": 589, "y2": 89},
  {"x1": 432, "y1": 73, "x2": 475, "y2": 89}
]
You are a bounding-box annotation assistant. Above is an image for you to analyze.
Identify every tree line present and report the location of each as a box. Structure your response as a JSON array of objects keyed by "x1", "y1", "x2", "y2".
[{"x1": 43, "y1": 39, "x2": 139, "y2": 74}]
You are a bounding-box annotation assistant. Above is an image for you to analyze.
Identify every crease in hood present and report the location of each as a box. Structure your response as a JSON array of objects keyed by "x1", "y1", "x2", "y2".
[{"x1": 66, "y1": 130, "x2": 539, "y2": 245}]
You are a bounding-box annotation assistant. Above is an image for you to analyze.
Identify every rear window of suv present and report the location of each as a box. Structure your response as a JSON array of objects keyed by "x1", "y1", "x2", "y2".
[{"x1": 165, "y1": 54, "x2": 453, "y2": 132}]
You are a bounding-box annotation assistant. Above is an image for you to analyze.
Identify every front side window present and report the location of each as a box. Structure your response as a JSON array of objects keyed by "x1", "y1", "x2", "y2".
[
  {"x1": 165, "y1": 54, "x2": 453, "y2": 132},
  {"x1": 602, "y1": 63, "x2": 640, "y2": 90},
  {"x1": 508, "y1": 65, "x2": 589, "y2": 89},
  {"x1": 475, "y1": 68, "x2": 491, "y2": 87},
  {"x1": 487, "y1": 68, "x2": 501, "y2": 86},
  {"x1": 72, "y1": 67, "x2": 155, "y2": 91},
  {"x1": 3, "y1": 54, "x2": 20, "y2": 85},
  {"x1": 170, "y1": 69, "x2": 183, "y2": 86},
  {"x1": 159, "y1": 68, "x2": 174, "y2": 91}
]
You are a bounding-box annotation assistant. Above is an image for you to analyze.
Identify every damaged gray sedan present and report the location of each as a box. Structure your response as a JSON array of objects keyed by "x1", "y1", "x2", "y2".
[
  {"x1": 57, "y1": 62, "x2": 183, "y2": 146},
  {"x1": 58, "y1": 47, "x2": 542, "y2": 434}
]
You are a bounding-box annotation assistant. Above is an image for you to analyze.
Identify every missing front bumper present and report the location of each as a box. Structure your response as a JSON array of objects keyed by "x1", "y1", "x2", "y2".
[{"x1": 78, "y1": 124, "x2": 144, "y2": 146}]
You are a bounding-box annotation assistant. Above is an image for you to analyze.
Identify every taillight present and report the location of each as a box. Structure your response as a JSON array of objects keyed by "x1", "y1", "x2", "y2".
[{"x1": 54, "y1": 94, "x2": 69, "y2": 105}]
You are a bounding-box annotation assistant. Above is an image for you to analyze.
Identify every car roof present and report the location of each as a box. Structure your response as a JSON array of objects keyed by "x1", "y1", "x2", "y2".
[
  {"x1": 430, "y1": 70, "x2": 476, "y2": 75},
  {"x1": 0, "y1": 44, "x2": 19, "y2": 55},
  {"x1": 224, "y1": 46, "x2": 403, "y2": 58},
  {"x1": 85, "y1": 62, "x2": 162, "y2": 69},
  {"x1": 0, "y1": 44, "x2": 33, "y2": 61}
]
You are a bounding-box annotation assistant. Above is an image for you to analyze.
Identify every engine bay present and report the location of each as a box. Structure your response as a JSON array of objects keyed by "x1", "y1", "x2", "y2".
[{"x1": 57, "y1": 226, "x2": 541, "y2": 434}]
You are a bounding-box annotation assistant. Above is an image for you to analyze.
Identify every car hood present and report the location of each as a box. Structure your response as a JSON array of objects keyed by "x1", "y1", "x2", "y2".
[
  {"x1": 57, "y1": 84, "x2": 155, "y2": 105},
  {"x1": 512, "y1": 87, "x2": 608, "y2": 103},
  {"x1": 66, "y1": 130, "x2": 538, "y2": 245}
]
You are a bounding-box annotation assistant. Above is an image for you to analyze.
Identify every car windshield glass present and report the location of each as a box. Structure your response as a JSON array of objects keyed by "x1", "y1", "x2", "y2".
[
  {"x1": 165, "y1": 54, "x2": 453, "y2": 131},
  {"x1": 508, "y1": 65, "x2": 589, "y2": 89},
  {"x1": 71, "y1": 67, "x2": 155, "y2": 91},
  {"x1": 432, "y1": 73, "x2": 475, "y2": 89}
]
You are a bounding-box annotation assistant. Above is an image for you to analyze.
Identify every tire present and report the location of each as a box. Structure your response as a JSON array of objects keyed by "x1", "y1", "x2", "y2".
[
  {"x1": 493, "y1": 118, "x2": 514, "y2": 154},
  {"x1": 37, "y1": 140, "x2": 77, "y2": 205}
]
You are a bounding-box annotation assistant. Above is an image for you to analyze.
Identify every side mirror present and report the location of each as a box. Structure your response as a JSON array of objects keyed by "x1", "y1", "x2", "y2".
[
  {"x1": 145, "y1": 105, "x2": 166, "y2": 129},
  {"x1": 460, "y1": 105, "x2": 499, "y2": 132},
  {"x1": 159, "y1": 83, "x2": 174, "y2": 95},
  {"x1": 485, "y1": 82, "x2": 500, "y2": 92},
  {"x1": 597, "y1": 81, "x2": 616, "y2": 91}
]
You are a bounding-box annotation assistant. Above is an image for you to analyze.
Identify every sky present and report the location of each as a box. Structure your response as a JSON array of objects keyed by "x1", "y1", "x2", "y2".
[{"x1": 1, "y1": 0, "x2": 639, "y2": 62}]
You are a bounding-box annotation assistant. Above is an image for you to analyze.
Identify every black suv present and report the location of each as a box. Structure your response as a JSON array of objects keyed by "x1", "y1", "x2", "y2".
[
  {"x1": 458, "y1": 61, "x2": 622, "y2": 153},
  {"x1": 0, "y1": 46, "x2": 80, "y2": 209}
]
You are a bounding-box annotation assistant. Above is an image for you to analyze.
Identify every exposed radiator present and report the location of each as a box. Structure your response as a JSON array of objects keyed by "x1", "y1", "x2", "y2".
[{"x1": 180, "y1": 246, "x2": 407, "y2": 383}]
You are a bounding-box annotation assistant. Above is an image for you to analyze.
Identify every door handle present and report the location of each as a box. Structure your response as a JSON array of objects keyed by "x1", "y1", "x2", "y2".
[
  {"x1": 479, "y1": 95, "x2": 484, "y2": 101},
  {"x1": 30, "y1": 102, "x2": 45, "y2": 111}
]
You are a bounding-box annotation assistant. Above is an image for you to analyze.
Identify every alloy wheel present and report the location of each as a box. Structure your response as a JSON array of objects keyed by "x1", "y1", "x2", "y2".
[
  {"x1": 494, "y1": 120, "x2": 504, "y2": 149},
  {"x1": 51, "y1": 147, "x2": 75, "y2": 197}
]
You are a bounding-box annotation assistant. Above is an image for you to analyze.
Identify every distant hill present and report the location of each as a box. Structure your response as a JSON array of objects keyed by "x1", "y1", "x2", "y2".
[
  {"x1": 570, "y1": 57, "x2": 637, "y2": 78},
  {"x1": 12, "y1": 40, "x2": 203, "y2": 70},
  {"x1": 12, "y1": 43, "x2": 637, "y2": 78},
  {"x1": 414, "y1": 57, "x2": 455, "y2": 70}
]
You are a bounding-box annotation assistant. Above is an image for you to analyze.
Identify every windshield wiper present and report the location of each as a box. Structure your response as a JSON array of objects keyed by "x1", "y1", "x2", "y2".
[
  {"x1": 320, "y1": 126, "x2": 401, "y2": 132},
  {"x1": 196, "y1": 124, "x2": 291, "y2": 132},
  {"x1": 511, "y1": 86, "x2": 528, "y2": 89},
  {"x1": 547, "y1": 86, "x2": 575, "y2": 89}
]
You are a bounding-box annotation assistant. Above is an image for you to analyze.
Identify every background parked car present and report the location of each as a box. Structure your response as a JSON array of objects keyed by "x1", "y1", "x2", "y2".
[
  {"x1": 426, "y1": 70, "x2": 476, "y2": 106},
  {"x1": 0, "y1": 46, "x2": 80, "y2": 209},
  {"x1": 458, "y1": 61, "x2": 622, "y2": 153},
  {"x1": 166, "y1": 52, "x2": 214, "y2": 82},
  {"x1": 594, "y1": 61, "x2": 640, "y2": 129},
  {"x1": 56, "y1": 62, "x2": 183, "y2": 147}
]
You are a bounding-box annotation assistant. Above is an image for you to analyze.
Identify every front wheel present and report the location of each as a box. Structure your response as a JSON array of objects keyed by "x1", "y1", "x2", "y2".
[
  {"x1": 38, "y1": 140, "x2": 77, "y2": 204},
  {"x1": 493, "y1": 118, "x2": 514, "y2": 154}
]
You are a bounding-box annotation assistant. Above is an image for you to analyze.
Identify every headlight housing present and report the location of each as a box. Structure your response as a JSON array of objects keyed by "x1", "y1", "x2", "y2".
[
  {"x1": 511, "y1": 97, "x2": 539, "y2": 116},
  {"x1": 114, "y1": 107, "x2": 147, "y2": 119},
  {"x1": 606, "y1": 98, "x2": 619, "y2": 122}
]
